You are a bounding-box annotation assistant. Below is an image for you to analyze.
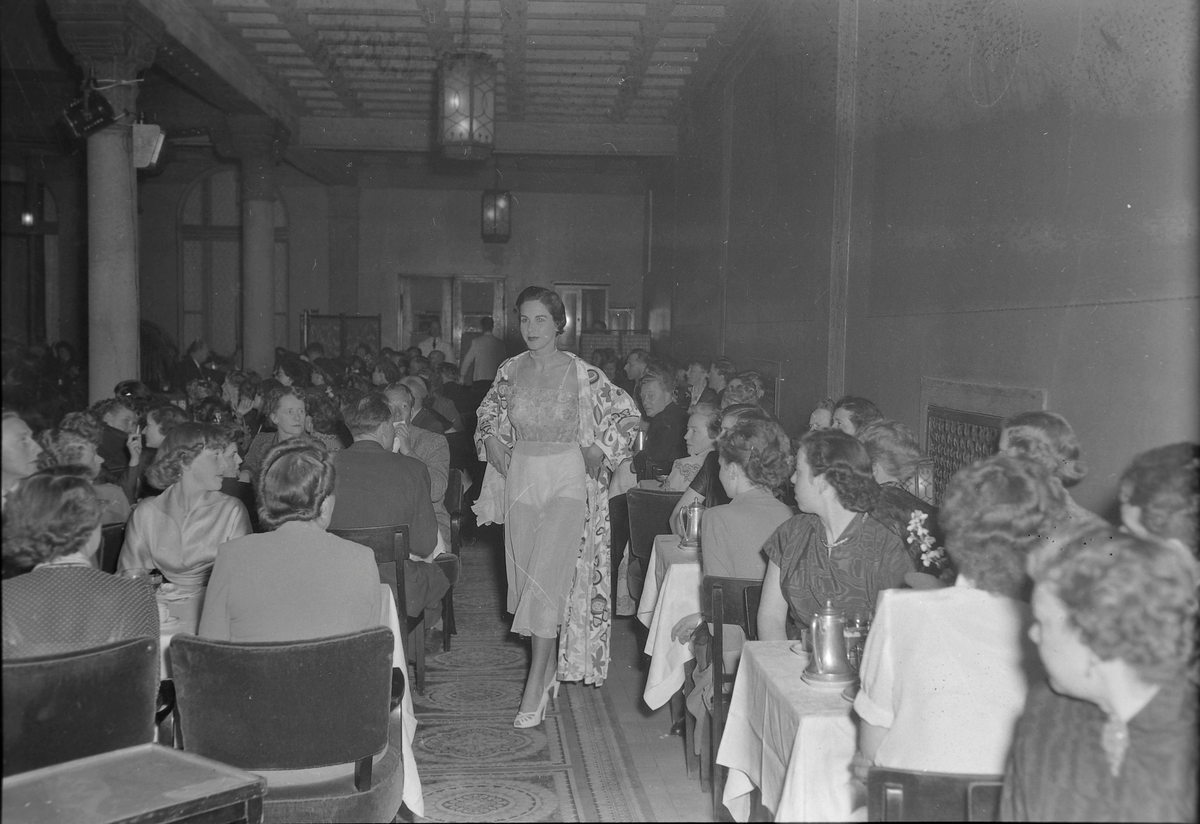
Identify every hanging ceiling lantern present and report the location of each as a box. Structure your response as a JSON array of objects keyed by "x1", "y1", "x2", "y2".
[
  {"x1": 481, "y1": 187, "x2": 511, "y2": 243},
  {"x1": 438, "y1": 52, "x2": 496, "y2": 160}
]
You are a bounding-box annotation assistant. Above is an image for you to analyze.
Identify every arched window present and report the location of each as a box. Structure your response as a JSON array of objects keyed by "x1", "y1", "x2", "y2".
[{"x1": 178, "y1": 166, "x2": 289, "y2": 359}]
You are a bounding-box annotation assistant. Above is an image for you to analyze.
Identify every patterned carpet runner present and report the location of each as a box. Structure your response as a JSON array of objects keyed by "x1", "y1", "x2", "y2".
[{"x1": 404, "y1": 526, "x2": 652, "y2": 822}]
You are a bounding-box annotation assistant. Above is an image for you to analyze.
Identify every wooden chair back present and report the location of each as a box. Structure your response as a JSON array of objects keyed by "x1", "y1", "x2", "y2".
[
  {"x1": 626, "y1": 487, "x2": 684, "y2": 599},
  {"x1": 867, "y1": 767, "x2": 1004, "y2": 821},
  {"x1": 170, "y1": 628, "x2": 393, "y2": 791},
  {"x1": 328, "y1": 524, "x2": 409, "y2": 620},
  {"x1": 3, "y1": 638, "x2": 158, "y2": 776}
]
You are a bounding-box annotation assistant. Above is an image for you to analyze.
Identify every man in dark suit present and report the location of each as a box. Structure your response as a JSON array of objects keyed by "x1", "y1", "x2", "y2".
[
  {"x1": 631, "y1": 364, "x2": 688, "y2": 481},
  {"x1": 329, "y1": 391, "x2": 449, "y2": 622}
]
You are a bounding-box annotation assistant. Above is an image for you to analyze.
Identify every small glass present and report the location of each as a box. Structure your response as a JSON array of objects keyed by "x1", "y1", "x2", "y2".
[
  {"x1": 119, "y1": 568, "x2": 163, "y2": 591},
  {"x1": 843, "y1": 610, "x2": 871, "y2": 673}
]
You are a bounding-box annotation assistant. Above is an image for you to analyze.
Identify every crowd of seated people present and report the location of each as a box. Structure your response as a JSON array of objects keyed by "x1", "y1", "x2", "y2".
[{"x1": 1, "y1": 332, "x2": 1196, "y2": 822}]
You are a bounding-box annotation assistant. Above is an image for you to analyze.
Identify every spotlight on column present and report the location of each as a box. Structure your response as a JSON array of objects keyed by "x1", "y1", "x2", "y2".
[
  {"x1": 61, "y1": 90, "x2": 114, "y2": 139},
  {"x1": 133, "y1": 123, "x2": 166, "y2": 170}
]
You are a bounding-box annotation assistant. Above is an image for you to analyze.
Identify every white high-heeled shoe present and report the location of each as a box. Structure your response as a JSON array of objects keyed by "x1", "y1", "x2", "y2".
[{"x1": 514, "y1": 678, "x2": 560, "y2": 728}]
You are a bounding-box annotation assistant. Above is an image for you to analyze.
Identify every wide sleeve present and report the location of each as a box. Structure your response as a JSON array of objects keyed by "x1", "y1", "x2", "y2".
[
  {"x1": 475, "y1": 356, "x2": 518, "y2": 459},
  {"x1": 117, "y1": 501, "x2": 157, "y2": 573},
  {"x1": 220, "y1": 497, "x2": 253, "y2": 543},
  {"x1": 578, "y1": 360, "x2": 640, "y2": 472}
]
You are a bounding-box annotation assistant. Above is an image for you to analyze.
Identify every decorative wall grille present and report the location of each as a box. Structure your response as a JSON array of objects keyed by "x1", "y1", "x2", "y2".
[
  {"x1": 925, "y1": 406, "x2": 1004, "y2": 504},
  {"x1": 301, "y1": 312, "x2": 381, "y2": 358}
]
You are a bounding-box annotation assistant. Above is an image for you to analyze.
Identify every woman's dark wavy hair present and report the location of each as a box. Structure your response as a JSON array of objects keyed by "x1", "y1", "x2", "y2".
[
  {"x1": 939, "y1": 454, "x2": 1068, "y2": 599},
  {"x1": 146, "y1": 422, "x2": 232, "y2": 489},
  {"x1": 192, "y1": 396, "x2": 236, "y2": 426},
  {"x1": 146, "y1": 403, "x2": 191, "y2": 437},
  {"x1": 256, "y1": 438, "x2": 336, "y2": 531},
  {"x1": 832, "y1": 395, "x2": 883, "y2": 432},
  {"x1": 37, "y1": 428, "x2": 98, "y2": 476},
  {"x1": 1029, "y1": 528, "x2": 1199, "y2": 684},
  {"x1": 798, "y1": 429, "x2": 880, "y2": 513},
  {"x1": 57, "y1": 410, "x2": 105, "y2": 447},
  {"x1": 515, "y1": 286, "x2": 567, "y2": 334},
  {"x1": 304, "y1": 389, "x2": 343, "y2": 436},
  {"x1": 718, "y1": 418, "x2": 795, "y2": 492},
  {"x1": 2, "y1": 468, "x2": 103, "y2": 570},
  {"x1": 1119, "y1": 442, "x2": 1199, "y2": 549},
  {"x1": 1001, "y1": 410, "x2": 1087, "y2": 485}
]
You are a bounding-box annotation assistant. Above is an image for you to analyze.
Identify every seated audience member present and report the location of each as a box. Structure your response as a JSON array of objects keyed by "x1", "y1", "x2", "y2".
[
  {"x1": 1118, "y1": 442, "x2": 1198, "y2": 559},
  {"x1": 632, "y1": 364, "x2": 688, "y2": 481},
  {"x1": 670, "y1": 405, "x2": 770, "y2": 536},
  {"x1": 857, "y1": 419, "x2": 952, "y2": 582},
  {"x1": 90, "y1": 397, "x2": 143, "y2": 503},
  {"x1": 1000, "y1": 410, "x2": 1101, "y2": 528},
  {"x1": 720, "y1": 370, "x2": 766, "y2": 410},
  {"x1": 757, "y1": 429, "x2": 913, "y2": 640},
  {"x1": 661, "y1": 402, "x2": 720, "y2": 492},
  {"x1": 683, "y1": 359, "x2": 718, "y2": 409},
  {"x1": 1001, "y1": 530, "x2": 1199, "y2": 822},
  {"x1": 807, "y1": 398, "x2": 835, "y2": 431},
  {"x1": 2, "y1": 411, "x2": 44, "y2": 510},
  {"x1": 305, "y1": 389, "x2": 349, "y2": 453},
  {"x1": 372, "y1": 357, "x2": 403, "y2": 387},
  {"x1": 38, "y1": 427, "x2": 129, "y2": 524},
  {"x1": 427, "y1": 369, "x2": 465, "y2": 433},
  {"x1": 222, "y1": 369, "x2": 262, "y2": 438},
  {"x1": 199, "y1": 441, "x2": 384, "y2": 642},
  {"x1": 119, "y1": 423, "x2": 251, "y2": 587},
  {"x1": 185, "y1": 378, "x2": 221, "y2": 410},
  {"x1": 273, "y1": 354, "x2": 312, "y2": 389},
  {"x1": 242, "y1": 386, "x2": 309, "y2": 480},
  {"x1": 402, "y1": 375, "x2": 453, "y2": 434},
  {"x1": 853, "y1": 454, "x2": 1066, "y2": 780},
  {"x1": 113, "y1": 380, "x2": 154, "y2": 417},
  {"x1": 406, "y1": 355, "x2": 430, "y2": 378},
  {"x1": 216, "y1": 427, "x2": 257, "y2": 530},
  {"x1": 621, "y1": 348, "x2": 651, "y2": 399},
  {"x1": 2, "y1": 471, "x2": 157, "y2": 655},
  {"x1": 830, "y1": 395, "x2": 883, "y2": 436},
  {"x1": 707, "y1": 356, "x2": 736, "y2": 408},
  {"x1": 139, "y1": 404, "x2": 192, "y2": 498},
  {"x1": 427, "y1": 349, "x2": 447, "y2": 370},
  {"x1": 384, "y1": 383, "x2": 451, "y2": 543},
  {"x1": 329, "y1": 392, "x2": 448, "y2": 622},
  {"x1": 176, "y1": 339, "x2": 211, "y2": 388}
]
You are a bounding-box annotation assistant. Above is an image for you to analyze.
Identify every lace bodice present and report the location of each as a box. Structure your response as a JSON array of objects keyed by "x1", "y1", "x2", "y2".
[{"x1": 509, "y1": 383, "x2": 579, "y2": 443}]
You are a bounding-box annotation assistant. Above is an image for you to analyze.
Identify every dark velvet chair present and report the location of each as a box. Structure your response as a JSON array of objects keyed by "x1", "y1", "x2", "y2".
[
  {"x1": 98, "y1": 522, "x2": 126, "y2": 574},
  {"x1": 700, "y1": 575, "x2": 762, "y2": 821},
  {"x1": 626, "y1": 487, "x2": 684, "y2": 600},
  {"x1": 170, "y1": 628, "x2": 403, "y2": 824},
  {"x1": 867, "y1": 767, "x2": 1004, "y2": 821},
  {"x1": 2, "y1": 637, "x2": 158, "y2": 777}
]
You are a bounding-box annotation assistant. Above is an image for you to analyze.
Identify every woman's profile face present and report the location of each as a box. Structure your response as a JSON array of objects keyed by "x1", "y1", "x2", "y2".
[
  {"x1": 272, "y1": 395, "x2": 307, "y2": 438},
  {"x1": 684, "y1": 413, "x2": 715, "y2": 457},
  {"x1": 519, "y1": 300, "x2": 559, "y2": 353},
  {"x1": 144, "y1": 417, "x2": 165, "y2": 449},
  {"x1": 718, "y1": 455, "x2": 739, "y2": 493},
  {"x1": 78, "y1": 443, "x2": 105, "y2": 480},
  {"x1": 831, "y1": 408, "x2": 856, "y2": 435},
  {"x1": 1029, "y1": 584, "x2": 1097, "y2": 702},
  {"x1": 184, "y1": 447, "x2": 226, "y2": 492},
  {"x1": 221, "y1": 442, "x2": 242, "y2": 479},
  {"x1": 808, "y1": 408, "x2": 832, "y2": 430},
  {"x1": 686, "y1": 364, "x2": 707, "y2": 387},
  {"x1": 275, "y1": 367, "x2": 294, "y2": 387},
  {"x1": 791, "y1": 451, "x2": 820, "y2": 514}
]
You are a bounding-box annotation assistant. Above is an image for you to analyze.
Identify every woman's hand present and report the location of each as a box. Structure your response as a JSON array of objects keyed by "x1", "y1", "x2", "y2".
[
  {"x1": 671, "y1": 612, "x2": 703, "y2": 644},
  {"x1": 581, "y1": 443, "x2": 605, "y2": 480},
  {"x1": 127, "y1": 428, "x2": 144, "y2": 467},
  {"x1": 484, "y1": 436, "x2": 512, "y2": 478}
]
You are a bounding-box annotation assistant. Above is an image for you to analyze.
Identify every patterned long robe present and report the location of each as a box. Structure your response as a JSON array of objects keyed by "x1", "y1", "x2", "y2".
[{"x1": 475, "y1": 351, "x2": 640, "y2": 685}]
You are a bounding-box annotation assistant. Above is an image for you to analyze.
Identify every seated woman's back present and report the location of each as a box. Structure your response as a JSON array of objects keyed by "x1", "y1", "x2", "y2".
[{"x1": 702, "y1": 491, "x2": 793, "y2": 580}]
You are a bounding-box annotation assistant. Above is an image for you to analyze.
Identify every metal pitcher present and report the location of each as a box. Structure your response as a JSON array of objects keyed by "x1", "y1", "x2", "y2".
[
  {"x1": 803, "y1": 600, "x2": 856, "y2": 683},
  {"x1": 677, "y1": 500, "x2": 704, "y2": 547}
]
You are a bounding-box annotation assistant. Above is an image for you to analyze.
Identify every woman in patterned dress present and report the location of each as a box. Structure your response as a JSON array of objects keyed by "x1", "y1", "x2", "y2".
[{"x1": 476, "y1": 287, "x2": 639, "y2": 728}]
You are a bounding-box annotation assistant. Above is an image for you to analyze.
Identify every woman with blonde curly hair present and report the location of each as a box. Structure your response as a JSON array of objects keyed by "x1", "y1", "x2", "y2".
[
  {"x1": 1002, "y1": 529, "x2": 1199, "y2": 821},
  {"x1": 2, "y1": 470, "x2": 157, "y2": 655},
  {"x1": 118, "y1": 423, "x2": 251, "y2": 587},
  {"x1": 38, "y1": 426, "x2": 130, "y2": 524},
  {"x1": 1000, "y1": 410, "x2": 1102, "y2": 528}
]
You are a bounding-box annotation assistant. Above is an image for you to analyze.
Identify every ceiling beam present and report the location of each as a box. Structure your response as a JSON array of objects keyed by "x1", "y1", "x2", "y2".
[
  {"x1": 261, "y1": 0, "x2": 365, "y2": 117},
  {"x1": 284, "y1": 146, "x2": 358, "y2": 187},
  {"x1": 499, "y1": 0, "x2": 528, "y2": 121},
  {"x1": 298, "y1": 117, "x2": 676, "y2": 156},
  {"x1": 133, "y1": 0, "x2": 300, "y2": 131},
  {"x1": 609, "y1": 0, "x2": 676, "y2": 123}
]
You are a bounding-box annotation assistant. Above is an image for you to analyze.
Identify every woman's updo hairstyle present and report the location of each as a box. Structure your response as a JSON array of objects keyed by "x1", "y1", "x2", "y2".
[
  {"x1": 147, "y1": 422, "x2": 232, "y2": 489},
  {"x1": 718, "y1": 418, "x2": 794, "y2": 492},
  {"x1": 856, "y1": 419, "x2": 923, "y2": 484},
  {"x1": 2, "y1": 469, "x2": 103, "y2": 572},
  {"x1": 146, "y1": 403, "x2": 191, "y2": 437},
  {"x1": 689, "y1": 402, "x2": 721, "y2": 439},
  {"x1": 1001, "y1": 410, "x2": 1087, "y2": 485},
  {"x1": 798, "y1": 428, "x2": 881, "y2": 513},
  {"x1": 256, "y1": 438, "x2": 336, "y2": 531},
  {"x1": 192, "y1": 396, "x2": 236, "y2": 426},
  {"x1": 515, "y1": 286, "x2": 567, "y2": 335},
  {"x1": 939, "y1": 454, "x2": 1068, "y2": 599},
  {"x1": 720, "y1": 403, "x2": 772, "y2": 429}
]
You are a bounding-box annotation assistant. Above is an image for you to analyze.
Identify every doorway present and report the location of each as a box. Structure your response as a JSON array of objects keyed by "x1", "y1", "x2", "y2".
[{"x1": 398, "y1": 275, "x2": 505, "y2": 361}]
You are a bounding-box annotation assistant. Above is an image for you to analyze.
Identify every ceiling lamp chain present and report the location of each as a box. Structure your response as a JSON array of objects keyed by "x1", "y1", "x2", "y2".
[{"x1": 437, "y1": 0, "x2": 496, "y2": 160}]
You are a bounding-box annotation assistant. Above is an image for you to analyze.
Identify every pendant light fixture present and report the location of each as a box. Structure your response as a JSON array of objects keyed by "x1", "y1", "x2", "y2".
[{"x1": 437, "y1": 0, "x2": 496, "y2": 160}]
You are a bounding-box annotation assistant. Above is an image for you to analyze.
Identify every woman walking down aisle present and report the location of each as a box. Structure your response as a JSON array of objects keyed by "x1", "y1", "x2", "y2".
[{"x1": 476, "y1": 287, "x2": 640, "y2": 729}]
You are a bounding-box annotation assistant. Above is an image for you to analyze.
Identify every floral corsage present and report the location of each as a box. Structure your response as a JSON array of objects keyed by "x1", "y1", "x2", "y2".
[{"x1": 907, "y1": 510, "x2": 951, "y2": 579}]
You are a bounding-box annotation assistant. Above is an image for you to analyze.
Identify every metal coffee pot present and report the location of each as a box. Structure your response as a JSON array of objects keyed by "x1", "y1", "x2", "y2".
[
  {"x1": 802, "y1": 600, "x2": 857, "y2": 684},
  {"x1": 677, "y1": 500, "x2": 704, "y2": 547}
]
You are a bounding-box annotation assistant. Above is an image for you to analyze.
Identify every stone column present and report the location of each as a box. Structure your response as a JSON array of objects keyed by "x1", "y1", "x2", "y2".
[
  {"x1": 228, "y1": 116, "x2": 287, "y2": 376},
  {"x1": 327, "y1": 185, "x2": 360, "y2": 315},
  {"x1": 50, "y1": 0, "x2": 162, "y2": 402}
]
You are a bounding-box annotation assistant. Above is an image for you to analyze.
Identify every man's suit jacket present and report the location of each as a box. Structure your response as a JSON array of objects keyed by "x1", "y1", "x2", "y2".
[
  {"x1": 330, "y1": 440, "x2": 446, "y2": 618},
  {"x1": 632, "y1": 401, "x2": 689, "y2": 478}
]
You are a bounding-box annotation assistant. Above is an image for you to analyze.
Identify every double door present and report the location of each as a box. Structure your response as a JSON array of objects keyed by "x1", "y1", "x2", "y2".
[{"x1": 398, "y1": 276, "x2": 505, "y2": 362}]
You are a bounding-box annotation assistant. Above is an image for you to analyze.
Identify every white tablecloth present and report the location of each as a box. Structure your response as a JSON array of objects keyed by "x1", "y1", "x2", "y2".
[
  {"x1": 716, "y1": 641, "x2": 857, "y2": 822},
  {"x1": 156, "y1": 583, "x2": 424, "y2": 816},
  {"x1": 638, "y1": 533, "x2": 702, "y2": 709}
]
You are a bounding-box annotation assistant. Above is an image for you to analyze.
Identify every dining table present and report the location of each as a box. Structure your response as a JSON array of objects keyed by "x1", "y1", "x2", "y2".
[
  {"x1": 637, "y1": 532, "x2": 702, "y2": 709},
  {"x1": 153, "y1": 581, "x2": 425, "y2": 817},
  {"x1": 716, "y1": 640, "x2": 858, "y2": 822}
]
